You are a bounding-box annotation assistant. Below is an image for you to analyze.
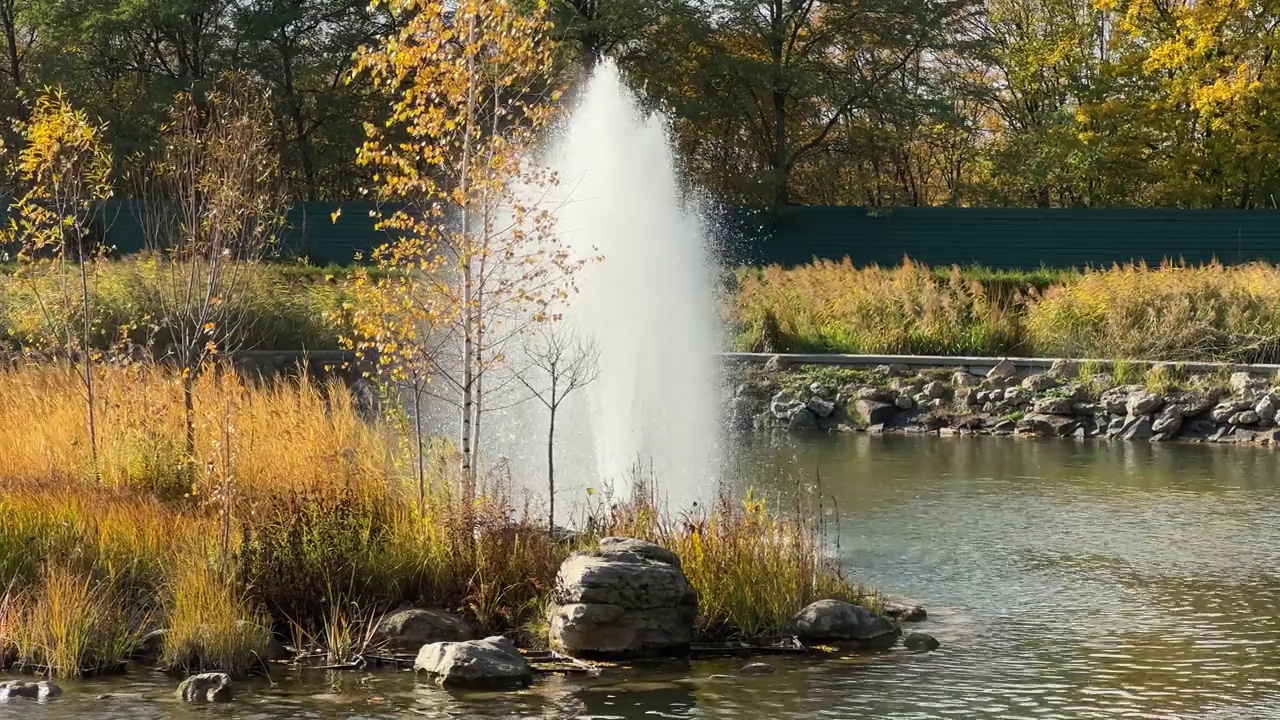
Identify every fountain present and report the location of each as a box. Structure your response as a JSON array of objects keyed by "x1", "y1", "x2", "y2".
[{"x1": 486, "y1": 60, "x2": 726, "y2": 511}]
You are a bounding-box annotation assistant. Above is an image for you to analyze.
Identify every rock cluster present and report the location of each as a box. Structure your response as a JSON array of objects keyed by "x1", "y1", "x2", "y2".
[
  {"x1": 733, "y1": 363, "x2": 1280, "y2": 445},
  {"x1": 0, "y1": 680, "x2": 61, "y2": 701}
]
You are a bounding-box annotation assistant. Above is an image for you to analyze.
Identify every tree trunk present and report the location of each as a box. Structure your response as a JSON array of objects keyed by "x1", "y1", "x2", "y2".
[
  {"x1": 183, "y1": 366, "x2": 197, "y2": 460},
  {"x1": 458, "y1": 9, "x2": 479, "y2": 498},
  {"x1": 77, "y1": 254, "x2": 99, "y2": 482},
  {"x1": 770, "y1": 1, "x2": 789, "y2": 208},
  {"x1": 279, "y1": 36, "x2": 318, "y2": 201},
  {"x1": 547, "y1": 405, "x2": 556, "y2": 535},
  {"x1": 413, "y1": 382, "x2": 425, "y2": 514}
]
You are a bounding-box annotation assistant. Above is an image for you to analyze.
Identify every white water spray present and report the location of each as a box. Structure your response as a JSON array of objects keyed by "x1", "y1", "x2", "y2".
[{"x1": 488, "y1": 61, "x2": 726, "y2": 509}]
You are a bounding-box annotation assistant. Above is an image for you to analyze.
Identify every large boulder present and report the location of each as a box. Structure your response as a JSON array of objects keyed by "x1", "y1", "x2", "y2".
[
  {"x1": 176, "y1": 673, "x2": 234, "y2": 703},
  {"x1": 1031, "y1": 397, "x2": 1075, "y2": 416},
  {"x1": 0, "y1": 681, "x2": 61, "y2": 701},
  {"x1": 414, "y1": 636, "x2": 532, "y2": 689},
  {"x1": 854, "y1": 399, "x2": 897, "y2": 427},
  {"x1": 1018, "y1": 413, "x2": 1076, "y2": 437},
  {"x1": 373, "y1": 608, "x2": 473, "y2": 653},
  {"x1": 1125, "y1": 391, "x2": 1164, "y2": 416},
  {"x1": 549, "y1": 538, "x2": 697, "y2": 658},
  {"x1": 1101, "y1": 385, "x2": 1143, "y2": 415},
  {"x1": 987, "y1": 359, "x2": 1018, "y2": 380},
  {"x1": 789, "y1": 599, "x2": 897, "y2": 650},
  {"x1": 1230, "y1": 371, "x2": 1266, "y2": 397},
  {"x1": 1152, "y1": 405, "x2": 1184, "y2": 435},
  {"x1": 1021, "y1": 373, "x2": 1059, "y2": 392}
]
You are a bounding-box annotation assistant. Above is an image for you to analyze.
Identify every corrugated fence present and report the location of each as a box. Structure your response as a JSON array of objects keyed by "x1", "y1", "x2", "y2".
[{"x1": 16, "y1": 202, "x2": 1280, "y2": 269}]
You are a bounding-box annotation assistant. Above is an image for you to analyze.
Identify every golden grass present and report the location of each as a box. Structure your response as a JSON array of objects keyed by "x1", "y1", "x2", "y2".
[
  {"x1": 0, "y1": 364, "x2": 874, "y2": 674},
  {"x1": 731, "y1": 258, "x2": 1280, "y2": 363}
]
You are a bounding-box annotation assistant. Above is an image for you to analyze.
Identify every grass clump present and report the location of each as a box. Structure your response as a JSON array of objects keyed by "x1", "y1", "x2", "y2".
[{"x1": 162, "y1": 560, "x2": 273, "y2": 675}]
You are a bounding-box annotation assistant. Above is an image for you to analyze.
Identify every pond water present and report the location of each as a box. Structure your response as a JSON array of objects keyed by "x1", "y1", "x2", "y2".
[{"x1": 13, "y1": 436, "x2": 1280, "y2": 718}]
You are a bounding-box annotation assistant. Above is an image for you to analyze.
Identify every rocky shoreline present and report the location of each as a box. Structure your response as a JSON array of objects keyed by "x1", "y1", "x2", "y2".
[{"x1": 730, "y1": 356, "x2": 1280, "y2": 445}]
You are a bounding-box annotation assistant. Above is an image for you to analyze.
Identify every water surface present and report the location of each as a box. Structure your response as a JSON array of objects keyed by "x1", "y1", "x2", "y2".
[{"x1": 13, "y1": 436, "x2": 1280, "y2": 718}]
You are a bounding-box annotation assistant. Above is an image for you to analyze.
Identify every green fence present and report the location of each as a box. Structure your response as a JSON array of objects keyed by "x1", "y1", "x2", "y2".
[
  {"x1": 11, "y1": 202, "x2": 1280, "y2": 270},
  {"x1": 740, "y1": 206, "x2": 1280, "y2": 269}
]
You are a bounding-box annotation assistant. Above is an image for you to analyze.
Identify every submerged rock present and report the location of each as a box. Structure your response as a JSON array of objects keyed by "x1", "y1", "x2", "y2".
[
  {"x1": 414, "y1": 636, "x2": 532, "y2": 689},
  {"x1": 884, "y1": 601, "x2": 927, "y2": 623},
  {"x1": 904, "y1": 633, "x2": 941, "y2": 652},
  {"x1": 0, "y1": 680, "x2": 61, "y2": 701},
  {"x1": 739, "y1": 662, "x2": 776, "y2": 675},
  {"x1": 789, "y1": 599, "x2": 897, "y2": 649},
  {"x1": 373, "y1": 608, "x2": 473, "y2": 653},
  {"x1": 549, "y1": 537, "x2": 697, "y2": 658},
  {"x1": 176, "y1": 673, "x2": 234, "y2": 703}
]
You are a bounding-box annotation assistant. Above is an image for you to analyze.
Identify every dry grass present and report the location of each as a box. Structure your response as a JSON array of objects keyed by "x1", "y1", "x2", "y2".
[
  {"x1": 731, "y1": 259, "x2": 1280, "y2": 363},
  {"x1": 0, "y1": 364, "x2": 874, "y2": 675}
]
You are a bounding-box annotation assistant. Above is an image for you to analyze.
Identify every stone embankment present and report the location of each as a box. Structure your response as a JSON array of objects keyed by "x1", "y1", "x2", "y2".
[{"x1": 731, "y1": 356, "x2": 1280, "y2": 444}]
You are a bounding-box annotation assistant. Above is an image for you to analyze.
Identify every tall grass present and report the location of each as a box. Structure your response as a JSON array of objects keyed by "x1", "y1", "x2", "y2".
[
  {"x1": 731, "y1": 259, "x2": 1280, "y2": 363},
  {"x1": 0, "y1": 364, "x2": 863, "y2": 675},
  {"x1": 0, "y1": 257, "x2": 350, "y2": 353}
]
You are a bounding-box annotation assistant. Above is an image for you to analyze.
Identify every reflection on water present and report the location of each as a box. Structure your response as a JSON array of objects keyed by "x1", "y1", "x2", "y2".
[{"x1": 11, "y1": 435, "x2": 1280, "y2": 718}]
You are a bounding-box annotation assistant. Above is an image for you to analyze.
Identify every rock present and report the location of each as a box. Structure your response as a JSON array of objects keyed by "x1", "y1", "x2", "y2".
[
  {"x1": 1072, "y1": 425, "x2": 1091, "y2": 439},
  {"x1": 1032, "y1": 397, "x2": 1075, "y2": 416},
  {"x1": 373, "y1": 608, "x2": 473, "y2": 653},
  {"x1": 987, "y1": 359, "x2": 1018, "y2": 380},
  {"x1": 709, "y1": 674, "x2": 735, "y2": 680},
  {"x1": 894, "y1": 395, "x2": 914, "y2": 410},
  {"x1": 1230, "y1": 371, "x2": 1265, "y2": 396},
  {"x1": 789, "y1": 600, "x2": 897, "y2": 649},
  {"x1": 763, "y1": 355, "x2": 790, "y2": 373},
  {"x1": 1100, "y1": 385, "x2": 1142, "y2": 415},
  {"x1": 1021, "y1": 373, "x2": 1059, "y2": 392},
  {"x1": 904, "y1": 633, "x2": 941, "y2": 652},
  {"x1": 1048, "y1": 359, "x2": 1079, "y2": 379},
  {"x1": 1125, "y1": 391, "x2": 1163, "y2": 416},
  {"x1": 549, "y1": 538, "x2": 697, "y2": 658},
  {"x1": 865, "y1": 423, "x2": 886, "y2": 434},
  {"x1": 1257, "y1": 395, "x2": 1279, "y2": 422},
  {"x1": 991, "y1": 419, "x2": 1016, "y2": 434},
  {"x1": 806, "y1": 397, "x2": 835, "y2": 418},
  {"x1": 873, "y1": 363, "x2": 911, "y2": 377},
  {"x1": 1120, "y1": 415, "x2": 1153, "y2": 441},
  {"x1": 787, "y1": 408, "x2": 819, "y2": 431},
  {"x1": 809, "y1": 382, "x2": 833, "y2": 399},
  {"x1": 176, "y1": 673, "x2": 234, "y2": 703},
  {"x1": 1209, "y1": 426, "x2": 1233, "y2": 443},
  {"x1": 975, "y1": 390, "x2": 990, "y2": 404},
  {"x1": 952, "y1": 372, "x2": 981, "y2": 388},
  {"x1": 739, "y1": 662, "x2": 776, "y2": 675},
  {"x1": 1234, "y1": 410, "x2": 1261, "y2": 426},
  {"x1": 855, "y1": 399, "x2": 897, "y2": 427},
  {"x1": 1211, "y1": 404, "x2": 1238, "y2": 424},
  {"x1": 884, "y1": 602, "x2": 927, "y2": 623},
  {"x1": 0, "y1": 681, "x2": 61, "y2": 701},
  {"x1": 923, "y1": 381, "x2": 948, "y2": 400},
  {"x1": 769, "y1": 391, "x2": 795, "y2": 419},
  {"x1": 1003, "y1": 388, "x2": 1032, "y2": 406},
  {"x1": 1017, "y1": 413, "x2": 1076, "y2": 437},
  {"x1": 1151, "y1": 405, "x2": 1184, "y2": 435},
  {"x1": 134, "y1": 628, "x2": 167, "y2": 661},
  {"x1": 729, "y1": 396, "x2": 758, "y2": 431},
  {"x1": 855, "y1": 386, "x2": 898, "y2": 403},
  {"x1": 1105, "y1": 415, "x2": 1126, "y2": 437},
  {"x1": 414, "y1": 636, "x2": 532, "y2": 689},
  {"x1": 1174, "y1": 392, "x2": 1217, "y2": 417}
]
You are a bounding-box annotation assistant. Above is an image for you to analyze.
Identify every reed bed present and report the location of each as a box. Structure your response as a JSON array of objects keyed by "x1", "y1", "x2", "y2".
[
  {"x1": 730, "y1": 259, "x2": 1280, "y2": 363},
  {"x1": 0, "y1": 364, "x2": 862, "y2": 676}
]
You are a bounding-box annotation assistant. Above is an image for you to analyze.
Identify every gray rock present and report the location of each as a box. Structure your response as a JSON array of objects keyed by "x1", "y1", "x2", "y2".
[
  {"x1": 991, "y1": 419, "x2": 1016, "y2": 434},
  {"x1": 769, "y1": 391, "x2": 797, "y2": 419},
  {"x1": 1230, "y1": 371, "x2": 1265, "y2": 396},
  {"x1": 739, "y1": 662, "x2": 776, "y2": 675},
  {"x1": 1017, "y1": 413, "x2": 1076, "y2": 437},
  {"x1": 549, "y1": 538, "x2": 697, "y2": 658},
  {"x1": 1021, "y1": 373, "x2": 1059, "y2": 392},
  {"x1": 855, "y1": 399, "x2": 897, "y2": 427},
  {"x1": 1003, "y1": 388, "x2": 1032, "y2": 406},
  {"x1": 883, "y1": 602, "x2": 927, "y2": 623},
  {"x1": 1120, "y1": 415, "x2": 1153, "y2": 441},
  {"x1": 806, "y1": 397, "x2": 836, "y2": 418},
  {"x1": 987, "y1": 359, "x2": 1018, "y2": 380},
  {"x1": 952, "y1": 372, "x2": 981, "y2": 388},
  {"x1": 787, "y1": 408, "x2": 819, "y2": 431},
  {"x1": 1101, "y1": 385, "x2": 1143, "y2": 415},
  {"x1": 176, "y1": 673, "x2": 234, "y2": 703},
  {"x1": 1048, "y1": 359, "x2": 1079, "y2": 378},
  {"x1": 1209, "y1": 426, "x2": 1233, "y2": 443},
  {"x1": 789, "y1": 600, "x2": 897, "y2": 649},
  {"x1": 1151, "y1": 405, "x2": 1184, "y2": 435},
  {"x1": 855, "y1": 386, "x2": 898, "y2": 403},
  {"x1": 923, "y1": 381, "x2": 948, "y2": 400},
  {"x1": 975, "y1": 391, "x2": 990, "y2": 404},
  {"x1": 809, "y1": 382, "x2": 833, "y2": 399},
  {"x1": 1032, "y1": 397, "x2": 1075, "y2": 416},
  {"x1": 414, "y1": 636, "x2": 532, "y2": 689},
  {"x1": 729, "y1": 396, "x2": 758, "y2": 431},
  {"x1": 598, "y1": 537, "x2": 682, "y2": 567},
  {"x1": 1126, "y1": 391, "x2": 1163, "y2": 416},
  {"x1": 373, "y1": 608, "x2": 474, "y2": 653},
  {"x1": 873, "y1": 363, "x2": 911, "y2": 377},
  {"x1": 894, "y1": 395, "x2": 914, "y2": 410},
  {"x1": 763, "y1": 355, "x2": 791, "y2": 372},
  {"x1": 1234, "y1": 410, "x2": 1261, "y2": 426},
  {"x1": 1174, "y1": 392, "x2": 1217, "y2": 417},
  {"x1": 0, "y1": 681, "x2": 61, "y2": 701},
  {"x1": 1257, "y1": 395, "x2": 1279, "y2": 422},
  {"x1": 134, "y1": 628, "x2": 167, "y2": 661},
  {"x1": 1211, "y1": 404, "x2": 1237, "y2": 423},
  {"x1": 1105, "y1": 415, "x2": 1127, "y2": 437},
  {"x1": 904, "y1": 633, "x2": 941, "y2": 652}
]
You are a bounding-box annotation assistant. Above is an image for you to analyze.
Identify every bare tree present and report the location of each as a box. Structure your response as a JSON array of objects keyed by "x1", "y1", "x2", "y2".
[
  {"x1": 133, "y1": 74, "x2": 287, "y2": 457},
  {"x1": 515, "y1": 323, "x2": 600, "y2": 534}
]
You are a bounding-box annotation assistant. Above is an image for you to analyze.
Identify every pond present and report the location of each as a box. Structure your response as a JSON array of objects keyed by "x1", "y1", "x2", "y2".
[{"x1": 15, "y1": 435, "x2": 1280, "y2": 718}]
